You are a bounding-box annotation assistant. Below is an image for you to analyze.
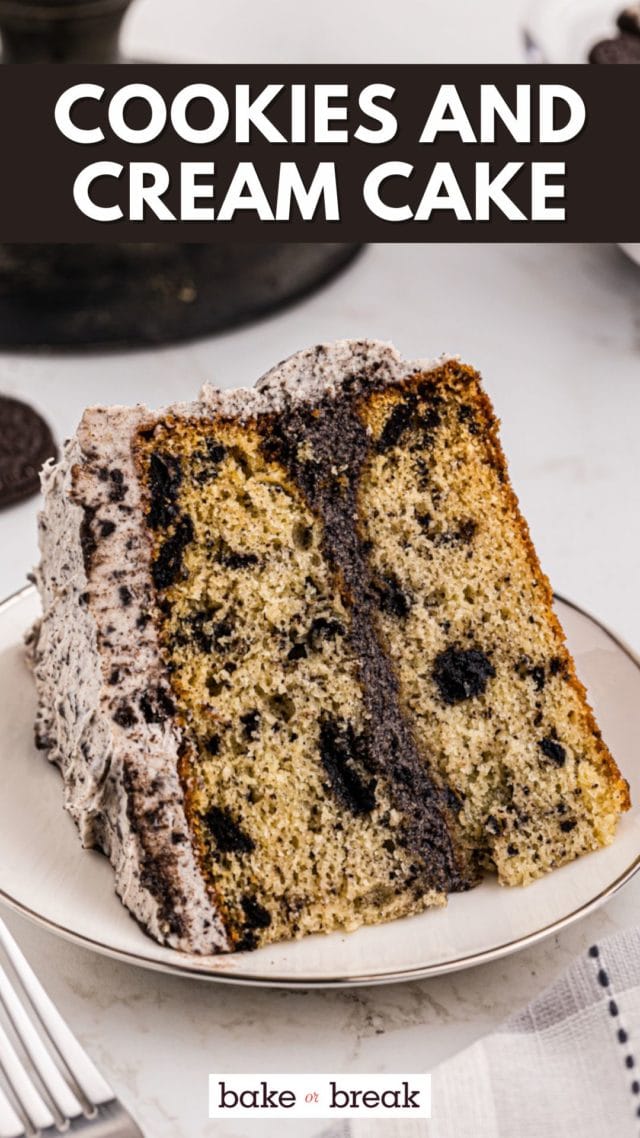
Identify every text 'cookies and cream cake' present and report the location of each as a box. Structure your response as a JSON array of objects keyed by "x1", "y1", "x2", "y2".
[{"x1": 28, "y1": 341, "x2": 629, "y2": 954}]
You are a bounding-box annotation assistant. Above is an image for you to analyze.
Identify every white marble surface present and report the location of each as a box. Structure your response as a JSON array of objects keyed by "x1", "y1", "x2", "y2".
[
  {"x1": 1, "y1": 3, "x2": 640, "y2": 1136},
  {"x1": 2, "y1": 240, "x2": 640, "y2": 1138},
  {"x1": 123, "y1": 0, "x2": 530, "y2": 64}
]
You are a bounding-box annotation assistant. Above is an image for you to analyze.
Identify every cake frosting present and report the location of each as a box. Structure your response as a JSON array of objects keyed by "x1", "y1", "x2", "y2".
[{"x1": 30, "y1": 410, "x2": 229, "y2": 952}]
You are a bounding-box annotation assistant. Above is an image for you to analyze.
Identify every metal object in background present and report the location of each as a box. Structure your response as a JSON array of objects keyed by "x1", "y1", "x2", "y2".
[
  {"x1": 0, "y1": 0, "x2": 132, "y2": 63},
  {"x1": 0, "y1": 0, "x2": 361, "y2": 347},
  {"x1": 0, "y1": 918, "x2": 143, "y2": 1137}
]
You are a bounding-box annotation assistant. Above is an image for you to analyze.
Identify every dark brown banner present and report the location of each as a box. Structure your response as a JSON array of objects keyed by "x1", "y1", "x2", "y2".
[{"x1": 0, "y1": 64, "x2": 636, "y2": 241}]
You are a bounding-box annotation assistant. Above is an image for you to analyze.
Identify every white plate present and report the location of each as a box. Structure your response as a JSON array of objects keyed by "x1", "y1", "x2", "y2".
[{"x1": 1, "y1": 585, "x2": 639, "y2": 988}]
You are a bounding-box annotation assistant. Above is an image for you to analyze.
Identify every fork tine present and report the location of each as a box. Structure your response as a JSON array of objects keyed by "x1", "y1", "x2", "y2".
[
  {"x1": 0, "y1": 1083, "x2": 23, "y2": 1138},
  {"x1": 0, "y1": 957, "x2": 83, "y2": 1123},
  {"x1": 0, "y1": 1019, "x2": 55, "y2": 1134},
  {"x1": 0, "y1": 920, "x2": 113, "y2": 1109}
]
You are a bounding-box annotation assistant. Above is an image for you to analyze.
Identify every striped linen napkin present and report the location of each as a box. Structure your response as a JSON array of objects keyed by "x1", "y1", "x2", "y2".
[{"x1": 323, "y1": 926, "x2": 640, "y2": 1138}]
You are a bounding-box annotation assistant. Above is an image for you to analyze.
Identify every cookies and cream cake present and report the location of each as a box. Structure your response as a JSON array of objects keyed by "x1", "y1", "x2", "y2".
[{"x1": 28, "y1": 341, "x2": 629, "y2": 954}]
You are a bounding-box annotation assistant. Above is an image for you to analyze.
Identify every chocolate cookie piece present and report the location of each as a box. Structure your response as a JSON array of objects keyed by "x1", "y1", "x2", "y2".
[
  {"x1": 618, "y1": 6, "x2": 640, "y2": 35},
  {"x1": 589, "y1": 32, "x2": 640, "y2": 62},
  {"x1": 0, "y1": 396, "x2": 56, "y2": 508}
]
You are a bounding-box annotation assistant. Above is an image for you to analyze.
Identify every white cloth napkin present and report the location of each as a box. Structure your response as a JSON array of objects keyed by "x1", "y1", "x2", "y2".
[{"x1": 323, "y1": 927, "x2": 640, "y2": 1138}]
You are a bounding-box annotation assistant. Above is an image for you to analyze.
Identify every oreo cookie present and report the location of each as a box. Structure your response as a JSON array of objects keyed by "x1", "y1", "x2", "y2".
[
  {"x1": 0, "y1": 396, "x2": 56, "y2": 508},
  {"x1": 589, "y1": 7, "x2": 640, "y2": 62},
  {"x1": 589, "y1": 32, "x2": 640, "y2": 62}
]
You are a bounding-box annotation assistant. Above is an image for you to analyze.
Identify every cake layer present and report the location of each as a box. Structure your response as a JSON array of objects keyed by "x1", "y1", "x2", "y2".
[{"x1": 356, "y1": 365, "x2": 628, "y2": 882}]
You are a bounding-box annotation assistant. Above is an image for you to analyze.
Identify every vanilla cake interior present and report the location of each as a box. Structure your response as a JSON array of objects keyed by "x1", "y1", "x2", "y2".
[{"x1": 30, "y1": 342, "x2": 629, "y2": 953}]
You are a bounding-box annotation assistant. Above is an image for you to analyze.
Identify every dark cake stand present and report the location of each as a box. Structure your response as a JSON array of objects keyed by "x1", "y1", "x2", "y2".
[{"x1": 0, "y1": 0, "x2": 360, "y2": 348}]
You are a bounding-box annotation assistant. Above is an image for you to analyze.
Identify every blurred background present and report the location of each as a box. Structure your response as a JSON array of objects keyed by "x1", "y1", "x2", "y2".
[{"x1": 122, "y1": 0, "x2": 531, "y2": 64}]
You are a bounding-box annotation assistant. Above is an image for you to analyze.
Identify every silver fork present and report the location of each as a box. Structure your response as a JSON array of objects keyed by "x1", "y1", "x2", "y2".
[{"x1": 0, "y1": 917, "x2": 143, "y2": 1137}]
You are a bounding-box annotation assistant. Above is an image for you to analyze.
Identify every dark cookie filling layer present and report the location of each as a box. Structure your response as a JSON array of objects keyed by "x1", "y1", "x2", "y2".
[{"x1": 0, "y1": 395, "x2": 57, "y2": 509}]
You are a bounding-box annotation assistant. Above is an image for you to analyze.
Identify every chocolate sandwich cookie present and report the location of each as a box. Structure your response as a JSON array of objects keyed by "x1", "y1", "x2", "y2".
[
  {"x1": 0, "y1": 396, "x2": 56, "y2": 508},
  {"x1": 589, "y1": 5, "x2": 640, "y2": 62},
  {"x1": 589, "y1": 32, "x2": 640, "y2": 61}
]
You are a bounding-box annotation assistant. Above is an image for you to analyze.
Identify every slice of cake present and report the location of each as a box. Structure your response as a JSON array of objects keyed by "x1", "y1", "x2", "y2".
[{"x1": 29, "y1": 341, "x2": 629, "y2": 954}]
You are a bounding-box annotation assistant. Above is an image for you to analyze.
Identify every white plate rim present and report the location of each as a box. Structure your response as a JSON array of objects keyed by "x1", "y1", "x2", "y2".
[{"x1": 1, "y1": 583, "x2": 639, "y2": 989}]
